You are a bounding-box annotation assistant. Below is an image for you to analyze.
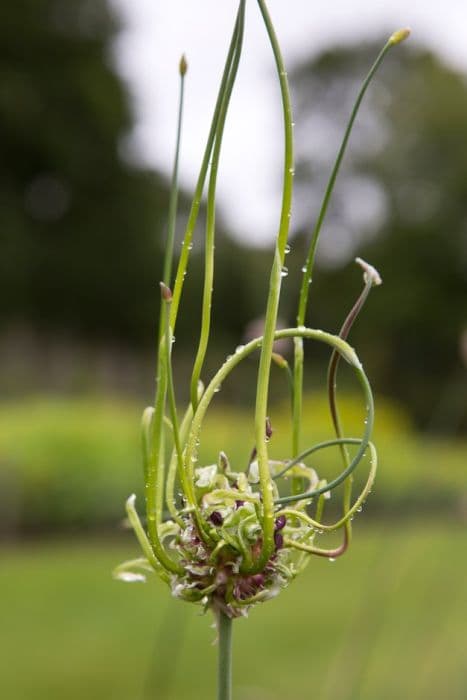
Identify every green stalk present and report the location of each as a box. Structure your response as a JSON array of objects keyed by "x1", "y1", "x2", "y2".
[
  {"x1": 170, "y1": 2, "x2": 246, "y2": 331},
  {"x1": 163, "y1": 56, "x2": 186, "y2": 288},
  {"x1": 146, "y1": 341, "x2": 168, "y2": 528},
  {"x1": 162, "y1": 286, "x2": 196, "y2": 508},
  {"x1": 163, "y1": 288, "x2": 214, "y2": 546},
  {"x1": 292, "y1": 29, "x2": 409, "y2": 483},
  {"x1": 217, "y1": 611, "x2": 233, "y2": 700},
  {"x1": 166, "y1": 400, "x2": 195, "y2": 526},
  {"x1": 190, "y1": 0, "x2": 246, "y2": 411},
  {"x1": 253, "y1": 0, "x2": 294, "y2": 572},
  {"x1": 146, "y1": 58, "x2": 187, "y2": 541}
]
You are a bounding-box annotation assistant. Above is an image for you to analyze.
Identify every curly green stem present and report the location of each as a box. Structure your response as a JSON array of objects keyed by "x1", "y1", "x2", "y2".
[{"x1": 277, "y1": 440, "x2": 377, "y2": 530}]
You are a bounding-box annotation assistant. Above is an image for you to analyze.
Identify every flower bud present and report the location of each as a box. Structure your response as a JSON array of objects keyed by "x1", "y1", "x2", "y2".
[
  {"x1": 265, "y1": 417, "x2": 273, "y2": 440},
  {"x1": 159, "y1": 282, "x2": 173, "y2": 301},
  {"x1": 179, "y1": 54, "x2": 188, "y2": 76},
  {"x1": 275, "y1": 515, "x2": 286, "y2": 531},
  {"x1": 209, "y1": 511, "x2": 223, "y2": 526},
  {"x1": 388, "y1": 28, "x2": 411, "y2": 46},
  {"x1": 274, "y1": 532, "x2": 284, "y2": 550}
]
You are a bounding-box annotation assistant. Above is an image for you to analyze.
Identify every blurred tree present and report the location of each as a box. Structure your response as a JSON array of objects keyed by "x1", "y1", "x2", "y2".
[
  {"x1": 0, "y1": 0, "x2": 173, "y2": 344},
  {"x1": 289, "y1": 42, "x2": 467, "y2": 433}
]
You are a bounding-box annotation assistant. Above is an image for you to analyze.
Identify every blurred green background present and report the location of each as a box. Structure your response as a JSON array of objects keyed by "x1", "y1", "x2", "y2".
[{"x1": 0, "y1": 1, "x2": 466, "y2": 699}]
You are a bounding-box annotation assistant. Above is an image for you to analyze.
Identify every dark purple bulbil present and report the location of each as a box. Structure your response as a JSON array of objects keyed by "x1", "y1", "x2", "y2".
[
  {"x1": 265, "y1": 416, "x2": 273, "y2": 440},
  {"x1": 274, "y1": 532, "x2": 284, "y2": 550},
  {"x1": 251, "y1": 573, "x2": 265, "y2": 587},
  {"x1": 275, "y1": 514, "x2": 286, "y2": 531},
  {"x1": 233, "y1": 572, "x2": 266, "y2": 600},
  {"x1": 235, "y1": 500, "x2": 245, "y2": 509},
  {"x1": 209, "y1": 511, "x2": 224, "y2": 526}
]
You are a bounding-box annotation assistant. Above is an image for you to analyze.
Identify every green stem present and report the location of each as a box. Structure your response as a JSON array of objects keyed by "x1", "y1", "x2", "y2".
[
  {"x1": 146, "y1": 60, "x2": 187, "y2": 540},
  {"x1": 163, "y1": 59, "x2": 186, "y2": 288},
  {"x1": 190, "y1": 0, "x2": 246, "y2": 411},
  {"x1": 254, "y1": 0, "x2": 294, "y2": 572},
  {"x1": 217, "y1": 611, "x2": 233, "y2": 700},
  {"x1": 163, "y1": 293, "x2": 196, "y2": 507},
  {"x1": 297, "y1": 40, "x2": 394, "y2": 327},
  {"x1": 170, "y1": 2, "x2": 245, "y2": 332}
]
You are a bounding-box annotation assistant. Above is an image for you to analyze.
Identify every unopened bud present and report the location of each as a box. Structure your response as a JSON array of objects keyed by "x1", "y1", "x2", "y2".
[
  {"x1": 159, "y1": 282, "x2": 173, "y2": 301},
  {"x1": 274, "y1": 531, "x2": 284, "y2": 550},
  {"x1": 355, "y1": 257, "x2": 382, "y2": 287},
  {"x1": 275, "y1": 515, "x2": 286, "y2": 531},
  {"x1": 265, "y1": 417, "x2": 273, "y2": 440},
  {"x1": 209, "y1": 511, "x2": 223, "y2": 526},
  {"x1": 251, "y1": 574, "x2": 265, "y2": 588},
  {"x1": 179, "y1": 54, "x2": 188, "y2": 76},
  {"x1": 218, "y1": 451, "x2": 230, "y2": 473},
  {"x1": 388, "y1": 28, "x2": 411, "y2": 46},
  {"x1": 271, "y1": 352, "x2": 288, "y2": 369}
]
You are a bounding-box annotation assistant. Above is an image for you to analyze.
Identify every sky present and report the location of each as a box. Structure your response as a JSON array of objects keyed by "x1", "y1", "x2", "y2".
[{"x1": 110, "y1": 0, "x2": 467, "y2": 245}]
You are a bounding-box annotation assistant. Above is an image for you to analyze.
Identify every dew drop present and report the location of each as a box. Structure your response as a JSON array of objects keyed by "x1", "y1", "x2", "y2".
[
  {"x1": 280, "y1": 267, "x2": 289, "y2": 278},
  {"x1": 328, "y1": 557, "x2": 336, "y2": 563},
  {"x1": 301, "y1": 265, "x2": 308, "y2": 273},
  {"x1": 116, "y1": 571, "x2": 146, "y2": 583},
  {"x1": 284, "y1": 244, "x2": 291, "y2": 254},
  {"x1": 235, "y1": 344, "x2": 245, "y2": 353}
]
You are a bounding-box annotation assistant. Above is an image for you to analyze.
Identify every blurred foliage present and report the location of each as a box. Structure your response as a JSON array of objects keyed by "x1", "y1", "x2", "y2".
[
  {"x1": 0, "y1": 396, "x2": 465, "y2": 534},
  {"x1": 0, "y1": 4, "x2": 465, "y2": 432},
  {"x1": 0, "y1": 0, "x2": 174, "y2": 343}
]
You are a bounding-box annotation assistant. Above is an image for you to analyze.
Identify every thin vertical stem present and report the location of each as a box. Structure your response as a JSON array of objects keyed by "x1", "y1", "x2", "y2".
[
  {"x1": 190, "y1": 0, "x2": 246, "y2": 411},
  {"x1": 163, "y1": 57, "x2": 186, "y2": 287},
  {"x1": 296, "y1": 40, "x2": 393, "y2": 327},
  {"x1": 253, "y1": 0, "x2": 294, "y2": 572},
  {"x1": 147, "y1": 59, "x2": 186, "y2": 541},
  {"x1": 217, "y1": 611, "x2": 233, "y2": 700},
  {"x1": 170, "y1": 3, "x2": 246, "y2": 331}
]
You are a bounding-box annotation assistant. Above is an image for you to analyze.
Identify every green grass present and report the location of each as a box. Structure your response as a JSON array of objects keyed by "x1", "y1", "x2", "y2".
[{"x1": 1, "y1": 522, "x2": 466, "y2": 699}]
